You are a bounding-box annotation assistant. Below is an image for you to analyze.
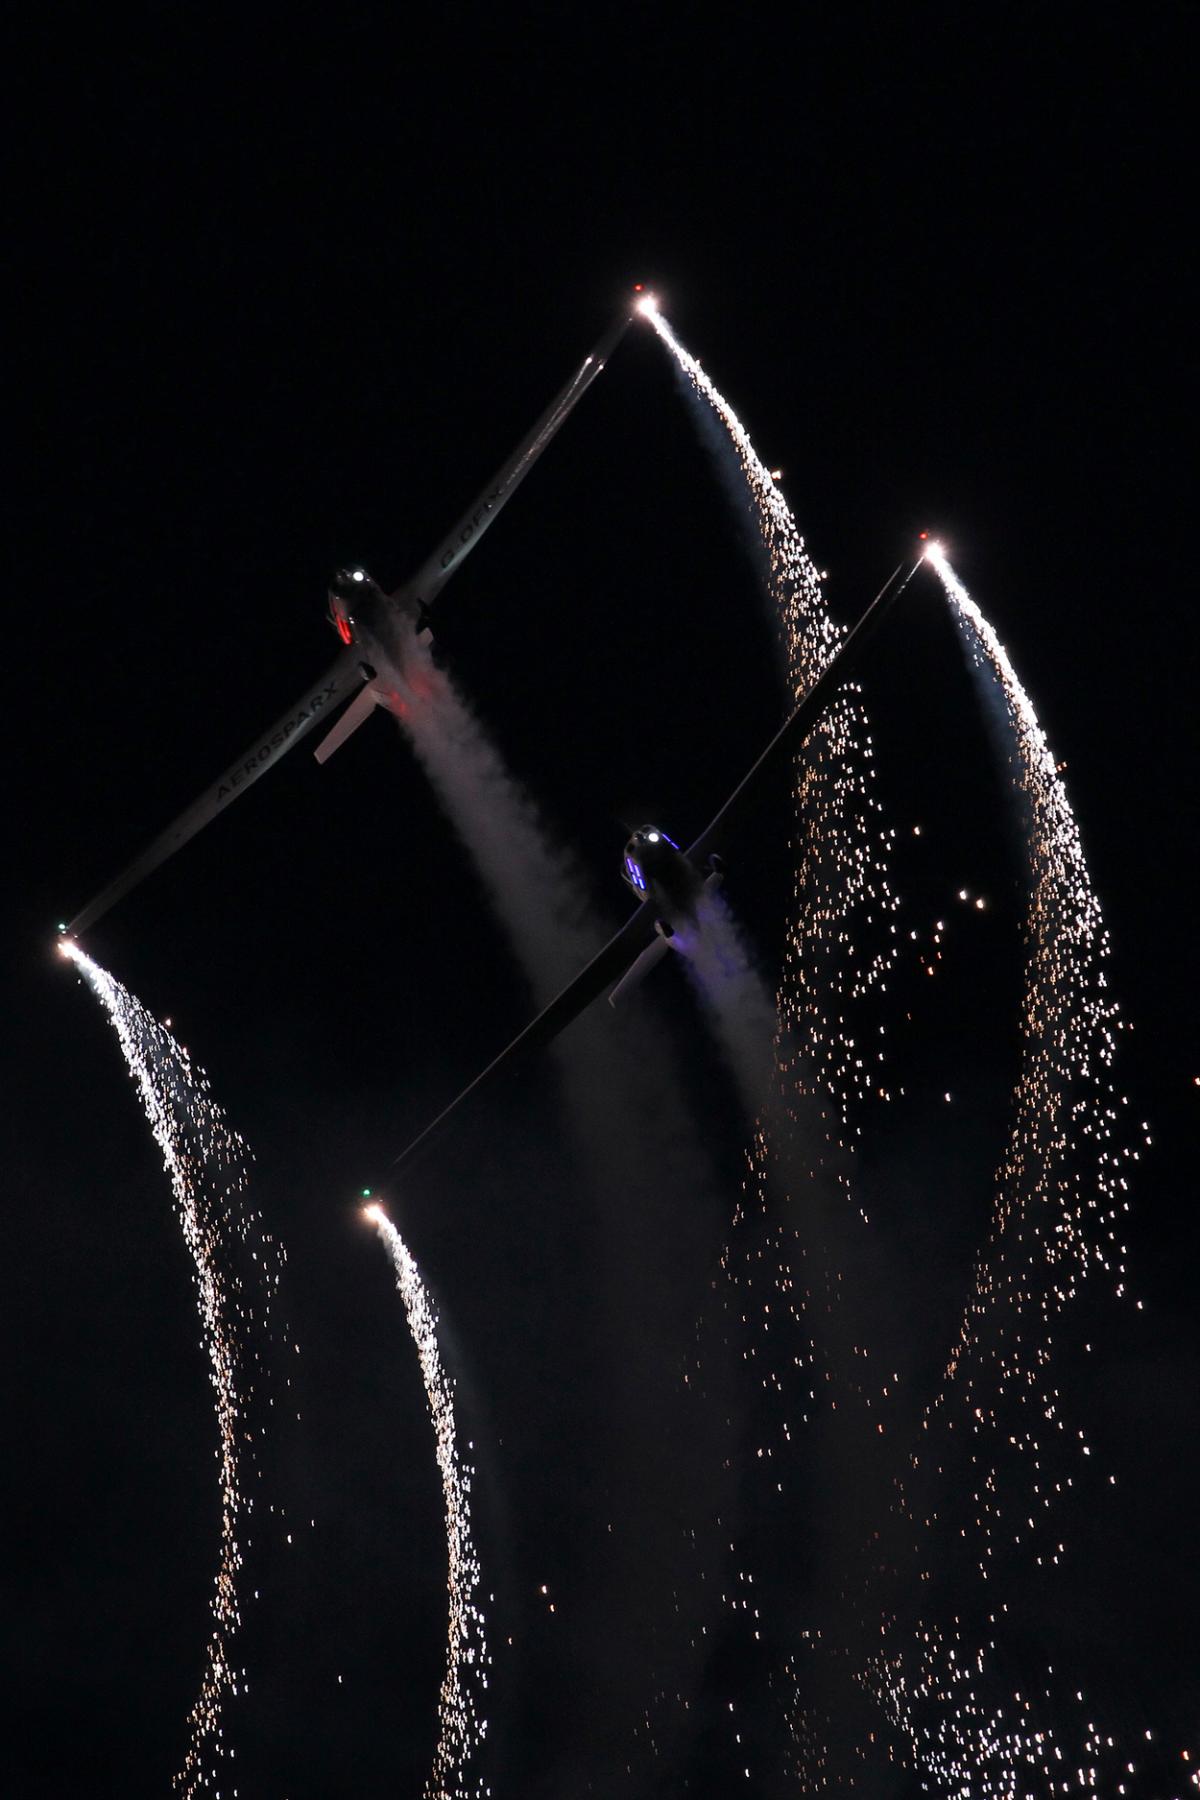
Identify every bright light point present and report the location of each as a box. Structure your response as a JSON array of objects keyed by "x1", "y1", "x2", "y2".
[
  {"x1": 647, "y1": 830, "x2": 660, "y2": 842},
  {"x1": 352, "y1": 568, "x2": 365, "y2": 582},
  {"x1": 363, "y1": 1202, "x2": 383, "y2": 1225},
  {"x1": 361, "y1": 1187, "x2": 372, "y2": 1197},
  {"x1": 769, "y1": 468, "x2": 783, "y2": 481},
  {"x1": 922, "y1": 539, "x2": 946, "y2": 563},
  {"x1": 56, "y1": 936, "x2": 75, "y2": 958},
  {"x1": 975, "y1": 896, "x2": 986, "y2": 909},
  {"x1": 634, "y1": 291, "x2": 659, "y2": 316}
]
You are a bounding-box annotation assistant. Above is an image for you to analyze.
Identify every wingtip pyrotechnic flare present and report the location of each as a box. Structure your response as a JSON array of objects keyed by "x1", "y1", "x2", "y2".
[
  {"x1": 362, "y1": 1199, "x2": 385, "y2": 1225},
  {"x1": 632, "y1": 284, "x2": 659, "y2": 316}
]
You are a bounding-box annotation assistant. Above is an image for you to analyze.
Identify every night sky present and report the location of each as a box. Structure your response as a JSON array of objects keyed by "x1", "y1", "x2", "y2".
[{"x1": 9, "y1": 10, "x2": 1197, "y2": 1796}]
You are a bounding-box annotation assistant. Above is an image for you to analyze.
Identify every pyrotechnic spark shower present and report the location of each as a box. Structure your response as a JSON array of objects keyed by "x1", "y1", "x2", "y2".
[
  {"x1": 648, "y1": 309, "x2": 905, "y2": 1781},
  {"x1": 646, "y1": 305, "x2": 901, "y2": 1140},
  {"x1": 643, "y1": 323, "x2": 1193, "y2": 1797},
  {"x1": 61, "y1": 941, "x2": 287, "y2": 1797},
  {"x1": 368, "y1": 1206, "x2": 490, "y2": 1800},
  {"x1": 854, "y1": 546, "x2": 1182, "y2": 1797}
]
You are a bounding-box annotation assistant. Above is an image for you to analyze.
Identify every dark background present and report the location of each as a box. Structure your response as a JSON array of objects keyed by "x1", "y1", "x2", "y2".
[{"x1": 7, "y1": 6, "x2": 1196, "y2": 1795}]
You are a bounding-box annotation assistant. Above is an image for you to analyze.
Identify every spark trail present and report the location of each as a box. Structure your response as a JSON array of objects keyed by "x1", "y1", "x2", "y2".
[
  {"x1": 61, "y1": 941, "x2": 287, "y2": 1797},
  {"x1": 647, "y1": 306, "x2": 906, "y2": 1785},
  {"x1": 858, "y1": 546, "x2": 1179, "y2": 1798},
  {"x1": 367, "y1": 1205, "x2": 490, "y2": 1800},
  {"x1": 645, "y1": 301, "x2": 901, "y2": 1149},
  {"x1": 674, "y1": 888, "x2": 777, "y2": 1119}
]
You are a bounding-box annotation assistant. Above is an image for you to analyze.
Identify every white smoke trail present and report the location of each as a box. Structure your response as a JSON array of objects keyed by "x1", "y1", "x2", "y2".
[
  {"x1": 381, "y1": 632, "x2": 600, "y2": 1003},
  {"x1": 673, "y1": 889, "x2": 777, "y2": 1119},
  {"x1": 367, "y1": 1206, "x2": 490, "y2": 1800},
  {"x1": 61, "y1": 940, "x2": 287, "y2": 1796}
]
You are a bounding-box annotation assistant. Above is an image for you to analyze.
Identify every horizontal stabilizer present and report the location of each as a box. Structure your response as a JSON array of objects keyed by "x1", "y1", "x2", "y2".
[
  {"x1": 313, "y1": 684, "x2": 382, "y2": 764},
  {"x1": 607, "y1": 932, "x2": 673, "y2": 1006}
]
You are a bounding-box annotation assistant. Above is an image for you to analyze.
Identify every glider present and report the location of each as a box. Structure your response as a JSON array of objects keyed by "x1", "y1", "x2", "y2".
[
  {"x1": 388, "y1": 555, "x2": 925, "y2": 1175},
  {"x1": 64, "y1": 301, "x2": 636, "y2": 937}
]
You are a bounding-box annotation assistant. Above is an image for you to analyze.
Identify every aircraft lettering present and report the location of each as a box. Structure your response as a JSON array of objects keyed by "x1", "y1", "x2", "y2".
[
  {"x1": 439, "y1": 488, "x2": 501, "y2": 567},
  {"x1": 216, "y1": 683, "x2": 341, "y2": 803}
]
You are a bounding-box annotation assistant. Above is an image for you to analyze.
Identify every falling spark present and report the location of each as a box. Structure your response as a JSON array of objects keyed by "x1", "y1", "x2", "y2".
[
  {"x1": 644, "y1": 322, "x2": 1186, "y2": 1794},
  {"x1": 843, "y1": 546, "x2": 1156, "y2": 1793},
  {"x1": 928, "y1": 544, "x2": 1134, "y2": 1398},
  {"x1": 648, "y1": 308, "x2": 906, "y2": 1777},
  {"x1": 61, "y1": 940, "x2": 287, "y2": 1795},
  {"x1": 369, "y1": 1207, "x2": 490, "y2": 1799},
  {"x1": 646, "y1": 304, "x2": 901, "y2": 1132}
]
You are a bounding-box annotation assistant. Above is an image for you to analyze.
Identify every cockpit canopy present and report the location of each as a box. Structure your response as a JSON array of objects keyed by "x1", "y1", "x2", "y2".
[
  {"x1": 621, "y1": 825, "x2": 679, "y2": 897},
  {"x1": 327, "y1": 567, "x2": 377, "y2": 645}
]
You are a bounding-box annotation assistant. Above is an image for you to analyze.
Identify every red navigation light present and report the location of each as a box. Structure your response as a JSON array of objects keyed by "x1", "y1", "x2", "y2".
[
  {"x1": 333, "y1": 608, "x2": 353, "y2": 646},
  {"x1": 919, "y1": 531, "x2": 929, "y2": 540}
]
